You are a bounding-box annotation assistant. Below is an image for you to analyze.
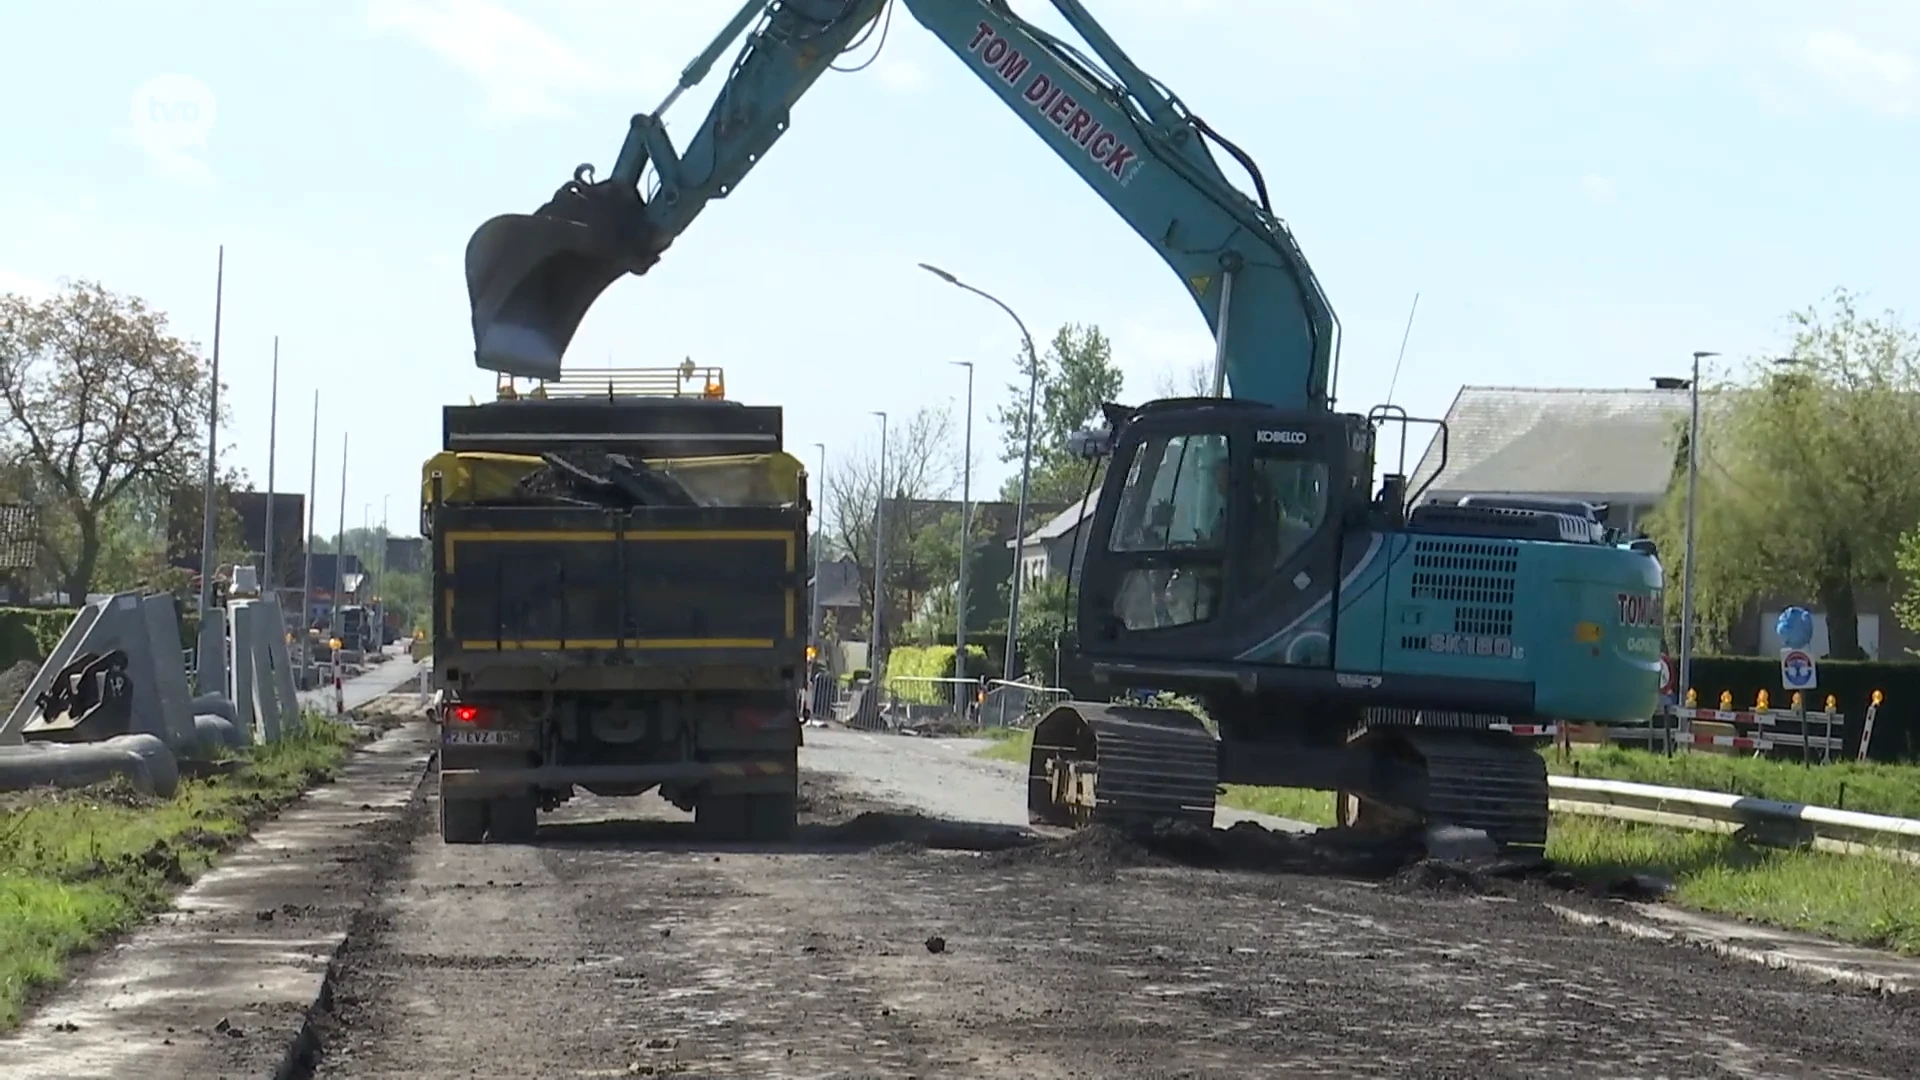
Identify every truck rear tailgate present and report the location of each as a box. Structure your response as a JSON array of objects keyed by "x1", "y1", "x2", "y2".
[{"x1": 435, "y1": 505, "x2": 802, "y2": 654}]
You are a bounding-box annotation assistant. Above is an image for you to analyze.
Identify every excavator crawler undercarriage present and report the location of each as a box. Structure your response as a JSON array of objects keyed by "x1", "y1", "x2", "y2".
[{"x1": 1027, "y1": 702, "x2": 1550, "y2": 852}]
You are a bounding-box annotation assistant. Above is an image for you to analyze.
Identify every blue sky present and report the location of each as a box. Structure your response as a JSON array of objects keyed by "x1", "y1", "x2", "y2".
[{"x1": 2, "y1": 0, "x2": 1916, "y2": 536}]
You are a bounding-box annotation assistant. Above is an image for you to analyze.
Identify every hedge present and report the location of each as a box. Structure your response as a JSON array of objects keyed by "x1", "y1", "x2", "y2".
[
  {"x1": 0, "y1": 607, "x2": 76, "y2": 671},
  {"x1": 883, "y1": 644, "x2": 989, "y2": 705},
  {"x1": 0, "y1": 600, "x2": 201, "y2": 674},
  {"x1": 1686, "y1": 656, "x2": 1919, "y2": 762}
]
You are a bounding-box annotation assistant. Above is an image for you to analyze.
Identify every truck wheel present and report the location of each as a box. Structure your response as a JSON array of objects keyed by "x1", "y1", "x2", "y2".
[
  {"x1": 695, "y1": 794, "x2": 751, "y2": 842},
  {"x1": 747, "y1": 791, "x2": 796, "y2": 843},
  {"x1": 488, "y1": 793, "x2": 538, "y2": 844},
  {"x1": 440, "y1": 796, "x2": 487, "y2": 844}
]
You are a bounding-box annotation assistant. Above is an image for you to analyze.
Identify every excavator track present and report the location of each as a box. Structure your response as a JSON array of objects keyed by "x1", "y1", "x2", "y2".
[
  {"x1": 1027, "y1": 703, "x2": 1218, "y2": 829},
  {"x1": 1340, "y1": 724, "x2": 1550, "y2": 850}
]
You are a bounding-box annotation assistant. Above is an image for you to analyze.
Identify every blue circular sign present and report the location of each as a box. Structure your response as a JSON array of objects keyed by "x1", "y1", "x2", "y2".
[{"x1": 1777, "y1": 606, "x2": 1814, "y2": 650}]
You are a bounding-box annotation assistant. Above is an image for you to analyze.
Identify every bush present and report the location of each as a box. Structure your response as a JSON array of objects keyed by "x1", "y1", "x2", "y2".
[
  {"x1": 883, "y1": 644, "x2": 988, "y2": 705},
  {"x1": 0, "y1": 607, "x2": 75, "y2": 670},
  {"x1": 1687, "y1": 655, "x2": 1918, "y2": 762}
]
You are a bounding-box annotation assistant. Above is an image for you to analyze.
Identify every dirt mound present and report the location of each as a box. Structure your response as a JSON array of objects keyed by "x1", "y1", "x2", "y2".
[
  {"x1": 978, "y1": 819, "x2": 1430, "y2": 879},
  {"x1": 819, "y1": 810, "x2": 1037, "y2": 853},
  {"x1": 980, "y1": 823, "x2": 1170, "y2": 876},
  {"x1": 896, "y1": 716, "x2": 978, "y2": 738}
]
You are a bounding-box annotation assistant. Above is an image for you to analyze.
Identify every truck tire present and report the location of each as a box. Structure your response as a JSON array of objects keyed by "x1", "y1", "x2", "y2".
[
  {"x1": 746, "y1": 791, "x2": 796, "y2": 843},
  {"x1": 440, "y1": 796, "x2": 486, "y2": 844},
  {"x1": 489, "y1": 793, "x2": 539, "y2": 844},
  {"x1": 695, "y1": 794, "x2": 752, "y2": 843}
]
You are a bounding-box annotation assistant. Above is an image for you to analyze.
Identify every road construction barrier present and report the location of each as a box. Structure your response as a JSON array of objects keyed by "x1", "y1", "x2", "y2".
[
  {"x1": 0, "y1": 576, "x2": 311, "y2": 795},
  {"x1": 1547, "y1": 774, "x2": 1920, "y2": 863}
]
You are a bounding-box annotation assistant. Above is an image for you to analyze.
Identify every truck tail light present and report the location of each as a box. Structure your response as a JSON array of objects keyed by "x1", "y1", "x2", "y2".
[
  {"x1": 733, "y1": 706, "x2": 788, "y2": 730},
  {"x1": 447, "y1": 704, "x2": 485, "y2": 725}
]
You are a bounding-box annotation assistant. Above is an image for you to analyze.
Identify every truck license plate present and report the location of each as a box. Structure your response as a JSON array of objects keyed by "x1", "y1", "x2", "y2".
[{"x1": 442, "y1": 728, "x2": 520, "y2": 746}]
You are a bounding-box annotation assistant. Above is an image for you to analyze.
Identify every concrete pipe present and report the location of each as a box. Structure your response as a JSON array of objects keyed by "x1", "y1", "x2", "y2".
[
  {"x1": 0, "y1": 733, "x2": 180, "y2": 799},
  {"x1": 192, "y1": 692, "x2": 239, "y2": 724},
  {"x1": 193, "y1": 713, "x2": 243, "y2": 754}
]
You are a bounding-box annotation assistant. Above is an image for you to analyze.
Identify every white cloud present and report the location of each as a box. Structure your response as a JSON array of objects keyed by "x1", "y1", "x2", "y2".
[
  {"x1": 0, "y1": 270, "x2": 52, "y2": 300},
  {"x1": 1803, "y1": 30, "x2": 1919, "y2": 116},
  {"x1": 1579, "y1": 174, "x2": 1617, "y2": 203},
  {"x1": 366, "y1": 0, "x2": 637, "y2": 120}
]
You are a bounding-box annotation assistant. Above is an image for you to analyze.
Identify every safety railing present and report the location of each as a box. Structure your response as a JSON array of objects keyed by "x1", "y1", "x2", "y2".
[
  {"x1": 496, "y1": 362, "x2": 726, "y2": 400},
  {"x1": 1546, "y1": 774, "x2": 1920, "y2": 864}
]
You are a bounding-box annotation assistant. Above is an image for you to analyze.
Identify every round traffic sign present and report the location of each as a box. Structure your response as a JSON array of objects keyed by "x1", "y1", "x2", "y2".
[
  {"x1": 1782, "y1": 648, "x2": 1816, "y2": 689},
  {"x1": 1658, "y1": 654, "x2": 1676, "y2": 696}
]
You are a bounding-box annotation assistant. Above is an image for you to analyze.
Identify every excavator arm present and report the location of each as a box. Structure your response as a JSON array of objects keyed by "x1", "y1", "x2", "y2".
[{"x1": 465, "y1": 0, "x2": 1339, "y2": 411}]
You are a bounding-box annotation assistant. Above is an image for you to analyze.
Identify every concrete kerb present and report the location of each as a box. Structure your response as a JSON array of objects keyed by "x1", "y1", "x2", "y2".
[
  {"x1": 0, "y1": 720, "x2": 435, "y2": 1080},
  {"x1": 1545, "y1": 902, "x2": 1920, "y2": 997}
]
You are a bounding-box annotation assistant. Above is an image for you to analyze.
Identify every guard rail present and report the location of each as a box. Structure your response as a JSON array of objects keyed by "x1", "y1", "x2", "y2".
[{"x1": 1547, "y1": 774, "x2": 1920, "y2": 863}]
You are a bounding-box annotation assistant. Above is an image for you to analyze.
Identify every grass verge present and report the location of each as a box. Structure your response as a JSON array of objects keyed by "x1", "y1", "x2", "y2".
[
  {"x1": 0, "y1": 714, "x2": 357, "y2": 1031},
  {"x1": 973, "y1": 726, "x2": 1920, "y2": 953}
]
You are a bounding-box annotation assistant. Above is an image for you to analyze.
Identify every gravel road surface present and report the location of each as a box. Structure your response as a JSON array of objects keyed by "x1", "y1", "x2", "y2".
[{"x1": 307, "y1": 725, "x2": 1920, "y2": 1079}]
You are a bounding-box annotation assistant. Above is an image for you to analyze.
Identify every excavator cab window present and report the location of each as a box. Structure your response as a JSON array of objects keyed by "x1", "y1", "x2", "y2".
[
  {"x1": 1247, "y1": 447, "x2": 1331, "y2": 580},
  {"x1": 1105, "y1": 431, "x2": 1230, "y2": 631}
]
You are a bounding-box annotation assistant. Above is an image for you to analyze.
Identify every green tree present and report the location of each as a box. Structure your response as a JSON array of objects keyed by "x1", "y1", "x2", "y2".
[
  {"x1": 0, "y1": 281, "x2": 223, "y2": 601},
  {"x1": 1648, "y1": 289, "x2": 1920, "y2": 659},
  {"x1": 993, "y1": 323, "x2": 1124, "y2": 507},
  {"x1": 1003, "y1": 573, "x2": 1071, "y2": 683}
]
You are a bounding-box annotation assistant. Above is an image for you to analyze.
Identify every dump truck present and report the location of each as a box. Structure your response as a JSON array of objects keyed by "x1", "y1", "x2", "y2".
[{"x1": 422, "y1": 365, "x2": 809, "y2": 844}]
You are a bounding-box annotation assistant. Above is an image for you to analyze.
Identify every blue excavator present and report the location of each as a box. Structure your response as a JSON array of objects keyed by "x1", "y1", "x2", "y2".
[{"x1": 462, "y1": 0, "x2": 1665, "y2": 849}]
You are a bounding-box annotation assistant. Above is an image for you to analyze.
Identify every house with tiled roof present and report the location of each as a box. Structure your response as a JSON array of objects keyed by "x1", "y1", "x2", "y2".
[
  {"x1": 1409, "y1": 384, "x2": 1907, "y2": 660},
  {"x1": 1407, "y1": 385, "x2": 1692, "y2": 536}
]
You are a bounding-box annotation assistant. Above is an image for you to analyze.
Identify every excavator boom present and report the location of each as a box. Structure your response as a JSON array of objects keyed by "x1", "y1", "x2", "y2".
[{"x1": 465, "y1": 0, "x2": 1337, "y2": 411}]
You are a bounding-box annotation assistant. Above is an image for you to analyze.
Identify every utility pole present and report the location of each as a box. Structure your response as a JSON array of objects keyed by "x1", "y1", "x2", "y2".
[
  {"x1": 264, "y1": 336, "x2": 280, "y2": 592},
  {"x1": 916, "y1": 262, "x2": 1038, "y2": 682},
  {"x1": 333, "y1": 433, "x2": 348, "y2": 639},
  {"x1": 950, "y1": 359, "x2": 974, "y2": 708},
  {"x1": 1676, "y1": 349, "x2": 1717, "y2": 755},
  {"x1": 870, "y1": 411, "x2": 888, "y2": 677},
  {"x1": 810, "y1": 442, "x2": 826, "y2": 653},
  {"x1": 196, "y1": 245, "x2": 225, "y2": 616},
  {"x1": 300, "y1": 390, "x2": 319, "y2": 673}
]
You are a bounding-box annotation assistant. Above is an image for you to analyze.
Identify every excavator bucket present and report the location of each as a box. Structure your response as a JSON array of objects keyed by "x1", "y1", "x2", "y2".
[{"x1": 464, "y1": 172, "x2": 666, "y2": 381}]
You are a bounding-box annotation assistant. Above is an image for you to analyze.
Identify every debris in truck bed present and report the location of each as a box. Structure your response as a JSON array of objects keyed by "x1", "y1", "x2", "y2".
[
  {"x1": 426, "y1": 448, "x2": 804, "y2": 511},
  {"x1": 524, "y1": 451, "x2": 699, "y2": 508}
]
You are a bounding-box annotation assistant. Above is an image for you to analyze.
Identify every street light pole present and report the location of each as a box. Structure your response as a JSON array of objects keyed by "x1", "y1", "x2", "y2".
[
  {"x1": 1676, "y1": 349, "x2": 1718, "y2": 753},
  {"x1": 918, "y1": 262, "x2": 1039, "y2": 683},
  {"x1": 951, "y1": 360, "x2": 975, "y2": 705},
  {"x1": 810, "y1": 442, "x2": 826, "y2": 655},
  {"x1": 870, "y1": 411, "x2": 889, "y2": 677}
]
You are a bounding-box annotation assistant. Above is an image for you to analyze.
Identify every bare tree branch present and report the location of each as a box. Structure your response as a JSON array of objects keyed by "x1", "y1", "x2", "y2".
[{"x1": 820, "y1": 405, "x2": 960, "y2": 654}]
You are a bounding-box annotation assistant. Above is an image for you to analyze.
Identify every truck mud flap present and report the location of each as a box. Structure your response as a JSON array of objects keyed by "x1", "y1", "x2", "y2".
[{"x1": 1027, "y1": 702, "x2": 1218, "y2": 829}]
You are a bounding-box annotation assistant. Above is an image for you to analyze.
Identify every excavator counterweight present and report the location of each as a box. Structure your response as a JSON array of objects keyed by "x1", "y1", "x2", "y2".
[{"x1": 465, "y1": 171, "x2": 665, "y2": 381}]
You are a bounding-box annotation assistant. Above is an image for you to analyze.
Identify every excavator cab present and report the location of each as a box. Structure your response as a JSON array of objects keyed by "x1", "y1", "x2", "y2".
[
  {"x1": 1072, "y1": 400, "x2": 1373, "y2": 679},
  {"x1": 464, "y1": 168, "x2": 667, "y2": 381}
]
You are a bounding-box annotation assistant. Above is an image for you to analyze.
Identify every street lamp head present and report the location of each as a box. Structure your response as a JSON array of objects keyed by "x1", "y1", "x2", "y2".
[
  {"x1": 950, "y1": 359, "x2": 973, "y2": 370},
  {"x1": 1692, "y1": 350, "x2": 1719, "y2": 360},
  {"x1": 918, "y1": 262, "x2": 959, "y2": 285}
]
